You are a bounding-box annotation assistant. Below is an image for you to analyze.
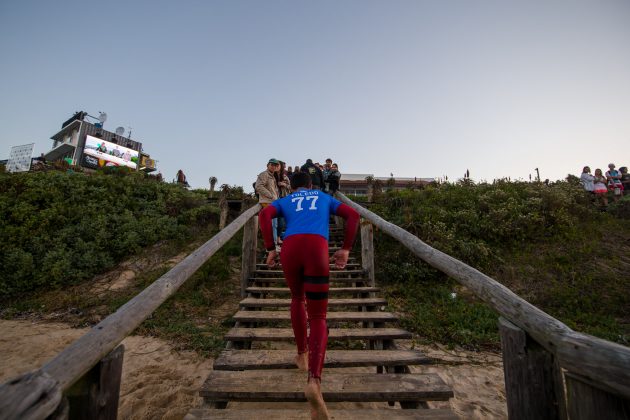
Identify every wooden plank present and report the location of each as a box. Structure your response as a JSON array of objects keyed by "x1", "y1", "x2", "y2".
[
  {"x1": 255, "y1": 263, "x2": 362, "y2": 269},
  {"x1": 499, "y1": 317, "x2": 560, "y2": 420},
  {"x1": 240, "y1": 215, "x2": 258, "y2": 298},
  {"x1": 0, "y1": 203, "x2": 263, "y2": 403},
  {"x1": 249, "y1": 277, "x2": 368, "y2": 284},
  {"x1": 66, "y1": 344, "x2": 124, "y2": 420},
  {"x1": 200, "y1": 371, "x2": 453, "y2": 402},
  {"x1": 361, "y1": 221, "x2": 376, "y2": 287},
  {"x1": 565, "y1": 372, "x2": 630, "y2": 420},
  {"x1": 336, "y1": 192, "x2": 630, "y2": 399},
  {"x1": 225, "y1": 327, "x2": 411, "y2": 341},
  {"x1": 253, "y1": 270, "x2": 364, "y2": 276},
  {"x1": 239, "y1": 297, "x2": 387, "y2": 308},
  {"x1": 232, "y1": 310, "x2": 397, "y2": 323},
  {"x1": 185, "y1": 408, "x2": 458, "y2": 419},
  {"x1": 213, "y1": 349, "x2": 431, "y2": 370},
  {"x1": 245, "y1": 286, "x2": 380, "y2": 294}
]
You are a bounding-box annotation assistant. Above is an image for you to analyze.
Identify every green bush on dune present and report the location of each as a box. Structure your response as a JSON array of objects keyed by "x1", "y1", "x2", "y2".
[
  {"x1": 0, "y1": 171, "x2": 219, "y2": 297},
  {"x1": 370, "y1": 180, "x2": 630, "y2": 349}
]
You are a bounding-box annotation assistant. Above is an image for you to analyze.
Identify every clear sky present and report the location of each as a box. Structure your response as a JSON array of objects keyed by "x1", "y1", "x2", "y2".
[{"x1": 1, "y1": 0, "x2": 629, "y2": 189}]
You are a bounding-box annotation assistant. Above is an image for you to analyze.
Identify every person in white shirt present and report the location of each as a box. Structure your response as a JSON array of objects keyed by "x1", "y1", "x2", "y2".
[{"x1": 580, "y1": 166, "x2": 595, "y2": 192}]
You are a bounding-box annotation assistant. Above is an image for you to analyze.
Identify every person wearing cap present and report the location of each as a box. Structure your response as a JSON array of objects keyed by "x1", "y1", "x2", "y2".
[{"x1": 256, "y1": 158, "x2": 281, "y2": 244}]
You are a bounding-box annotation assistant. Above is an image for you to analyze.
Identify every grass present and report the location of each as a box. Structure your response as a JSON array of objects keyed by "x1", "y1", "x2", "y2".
[{"x1": 0, "y1": 226, "x2": 244, "y2": 357}]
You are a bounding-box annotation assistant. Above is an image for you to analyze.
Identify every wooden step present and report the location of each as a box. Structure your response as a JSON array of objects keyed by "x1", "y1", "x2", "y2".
[
  {"x1": 246, "y1": 286, "x2": 380, "y2": 295},
  {"x1": 224, "y1": 327, "x2": 411, "y2": 342},
  {"x1": 253, "y1": 270, "x2": 365, "y2": 276},
  {"x1": 239, "y1": 297, "x2": 387, "y2": 308},
  {"x1": 200, "y1": 371, "x2": 453, "y2": 402},
  {"x1": 214, "y1": 349, "x2": 431, "y2": 370},
  {"x1": 250, "y1": 277, "x2": 371, "y2": 285},
  {"x1": 185, "y1": 408, "x2": 458, "y2": 419},
  {"x1": 256, "y1": 263, "x2": 362, "y2": 269},
  {"x1": 232, "y1": 311, "x2": 397, "y2": 323}
]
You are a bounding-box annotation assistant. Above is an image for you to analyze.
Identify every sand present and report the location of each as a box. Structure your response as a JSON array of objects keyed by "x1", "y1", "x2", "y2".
[
  {"x1": 0, "y1": 320, "x2": 507, "y2": 419},
  {"x1": 0, "y1": 320, "x2": 213, "y2": 420}
]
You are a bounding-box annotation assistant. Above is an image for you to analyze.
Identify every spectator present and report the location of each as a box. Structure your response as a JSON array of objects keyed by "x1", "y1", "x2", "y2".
[
  {"x1": 301, "y1": 159, "x2": 325, "y2": 190},
  {"x1": 605, "y1": 163, "x2": 623, "y2": 201},
  {"x1": 275, "y1": 161, "x2": 291, "y2": 244},
  {"x1": 593, "y1": 168, "x2": 609, "y2": 207},
  {"x1": 255, "y1": 158, "x2": 281, "y2": 245},
  {"x1": 580, "y1": 166, "x2": 595, "y2": 193},
  {"x1": 322, "y1": 158, "x2": 333, "y2": 192},
  {"x1": 327, "y1": 163, "x2": 341, "y2": 195},
  {"x1": 287, "y1": 166, "x2": 294, "y2": 180},
  {"x1": 620, "y1": 166, "x2": 630, "y2": 196},
  {"x1": 294, "y1": 164, "x2": 301, "y2": 174}
]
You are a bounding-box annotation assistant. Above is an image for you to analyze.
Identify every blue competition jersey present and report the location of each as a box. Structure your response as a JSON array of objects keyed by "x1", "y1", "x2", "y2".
[{"x1": 271, "y1": 189, "x2": 342, "y2": 241}]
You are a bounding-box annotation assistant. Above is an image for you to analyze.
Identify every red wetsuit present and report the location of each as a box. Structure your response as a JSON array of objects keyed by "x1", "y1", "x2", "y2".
[{"x1": 259, "y1": 197, "x2": 359, "y2": 379}]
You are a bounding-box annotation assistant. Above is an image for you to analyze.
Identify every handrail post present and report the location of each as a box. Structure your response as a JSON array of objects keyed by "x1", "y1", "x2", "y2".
[
  {"x1": 65, "y1": 344, "x2": 124, "y2": 420},
  {"x1": 565, "y1": 372, "x2": 630, "y2": 419},
  {"x1": 360, "y1": 220, "x2": 375, "y2": 288},
  {"x1": 499, "y1": 317, "x2": 564, "y2": 420},
  {"x1": 240, "y1": 215, "x2": 258, "y2": 298}
]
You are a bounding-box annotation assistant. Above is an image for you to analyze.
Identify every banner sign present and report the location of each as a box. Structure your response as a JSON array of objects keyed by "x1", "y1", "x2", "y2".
[
  {"x1": 6, "y1": 143, "x2": 35, "y2": 172},
  {"x1": 82, "y1": 135, "x2": 139, "y2": 169}
]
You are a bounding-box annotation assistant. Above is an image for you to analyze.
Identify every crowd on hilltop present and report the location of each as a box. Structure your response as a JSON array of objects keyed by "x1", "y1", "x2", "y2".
[
  {"x1": 254, "y1": 157, "x2": 342, "y2": 250},
  {"x1": 580, "y1": 163, "x2": 629, "y2": 207}
]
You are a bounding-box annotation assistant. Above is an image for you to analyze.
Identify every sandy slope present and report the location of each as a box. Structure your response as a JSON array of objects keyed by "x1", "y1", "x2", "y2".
[{"x1": 0, "y1": 320, "x2": 507, "y2": 419}]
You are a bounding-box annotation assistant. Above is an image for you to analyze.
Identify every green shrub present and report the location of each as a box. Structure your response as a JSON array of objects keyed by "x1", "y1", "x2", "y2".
[
  {"x1": 371, "y1": 180, "x2": 630, "y2": 348},
  {"x1": 0, "y1": 171, "x2": 219, "y2": 296}
]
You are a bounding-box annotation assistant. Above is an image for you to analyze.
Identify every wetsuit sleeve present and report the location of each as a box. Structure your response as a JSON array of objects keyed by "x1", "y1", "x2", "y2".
[
  {"x1": 259, "y1": 204, "x2": 279, "y2": 251},
  {"x1": 334, "y1": 203, "x2": 360, "y2": 251}
]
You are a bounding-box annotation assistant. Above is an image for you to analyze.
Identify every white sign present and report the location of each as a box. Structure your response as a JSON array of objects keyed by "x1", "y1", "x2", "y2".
[{"x1": 6, "y1": 143, "x2": 35, "y2": 173}]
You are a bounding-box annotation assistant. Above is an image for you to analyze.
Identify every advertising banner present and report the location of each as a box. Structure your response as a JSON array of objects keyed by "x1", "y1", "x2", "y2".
[
  {"x1": 82, "y1": 135, "x2": 139, "y2": 169},
  {"x1": 6, "y1": 143, "x2": 35, "y2": 172}
]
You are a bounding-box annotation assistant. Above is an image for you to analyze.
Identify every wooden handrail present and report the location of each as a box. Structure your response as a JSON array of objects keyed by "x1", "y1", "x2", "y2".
[
  {"x1": 0, "y1": 203, "x2": 261, "y2": 419},
  {"x1": 336, "y1": 192, "x2": 630, "y2": 399}
]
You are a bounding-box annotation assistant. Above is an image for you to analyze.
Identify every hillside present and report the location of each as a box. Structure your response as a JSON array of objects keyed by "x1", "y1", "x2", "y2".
[
  {"x1": 368, "y1": 180, "x2": 630, "y2": 349},
  {"x1": 0, "y1": 169, "x2": 220, "y2": 297}
]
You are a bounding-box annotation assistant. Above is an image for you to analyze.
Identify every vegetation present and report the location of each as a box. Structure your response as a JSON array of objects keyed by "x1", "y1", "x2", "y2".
[
  {"x1": 0, "y1": 170, "x2": 220, "y2": 296},
  {"x1": 371, "y1": 180, "x2": 630, "y2": 350}
]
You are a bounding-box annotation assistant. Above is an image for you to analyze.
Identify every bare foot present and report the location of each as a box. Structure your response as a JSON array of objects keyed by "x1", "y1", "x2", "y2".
[
  {"x1": 295, "y1": 352, "x2": 308, "y2": 371},
  {"x1": 304, "y1": 379, "x2": 330, "y2": 420}
]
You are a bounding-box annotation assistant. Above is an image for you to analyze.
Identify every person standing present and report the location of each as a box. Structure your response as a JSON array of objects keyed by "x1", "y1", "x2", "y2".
[
  {"x1": 593, "y1": 168, "x2": 609, "y2": 207},
  {"x1": 605, "y1": 163, "x2": 624, "y2": 201},
  {"x1": 620, "y1": 166, "x2": 630, "y2": 196},
  {"x1": 258, "y1": 172, "x2": 360, "y2": 420},
  {"x1": 276, "y1": 161, "x2": 291, "y2": 244},
  {"x1": 327, "y1": 163, "x2": 341, "y2": 195},
  {"x1": 301, "y1": 159, "x2": 325, "y2": 190},
  {"x1": 580, "y1": 166, "x2": 595, "y2": 193},
  {"x1": 255, "y1": 158, "x2": 281, "y2": 244},
  {"x1": 322, "y1": 158, "x2": 333, "y2": 192}
]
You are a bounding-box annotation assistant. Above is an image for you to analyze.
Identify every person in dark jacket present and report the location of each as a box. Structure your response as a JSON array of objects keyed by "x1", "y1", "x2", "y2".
[
  {"x1": 300, "y1": 159, "x2": 325, "y2": 190},
  {"x1": 327, "y1": 163, "x2": 341, "y2": 195}
]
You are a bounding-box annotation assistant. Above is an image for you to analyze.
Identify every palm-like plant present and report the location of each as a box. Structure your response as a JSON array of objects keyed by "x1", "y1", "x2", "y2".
[{"x1": 209, "y1": 176, "x2": 218, "y2": 197}]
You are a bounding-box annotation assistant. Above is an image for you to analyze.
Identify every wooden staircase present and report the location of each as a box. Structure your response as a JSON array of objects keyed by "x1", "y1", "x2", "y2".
[{"x1": 186, "y1": 224, "x2": 456, "y2": 419}]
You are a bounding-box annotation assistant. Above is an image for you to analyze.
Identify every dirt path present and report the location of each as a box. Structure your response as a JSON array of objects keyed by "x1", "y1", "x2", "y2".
[{"x1": 0, "y1": 320, "x2": 507, "y2": 419}]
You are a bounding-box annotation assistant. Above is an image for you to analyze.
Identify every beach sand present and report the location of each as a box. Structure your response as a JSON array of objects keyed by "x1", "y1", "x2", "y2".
[{"x1": 0, "y1": 320, "x2": 507, "y2": 419}]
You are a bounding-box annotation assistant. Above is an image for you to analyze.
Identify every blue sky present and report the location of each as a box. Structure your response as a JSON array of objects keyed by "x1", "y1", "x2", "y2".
[{"x1": 1, "y1": 0, "x2": 629, "y2": 189}]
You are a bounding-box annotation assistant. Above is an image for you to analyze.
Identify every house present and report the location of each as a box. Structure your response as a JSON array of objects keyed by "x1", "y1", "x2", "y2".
[
  {"x1": 44, "y1": 111, "x2": 156, "y2": 172},
  {"x1": 339, "y1": 173, "x2": 435, "y2": 196}
]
